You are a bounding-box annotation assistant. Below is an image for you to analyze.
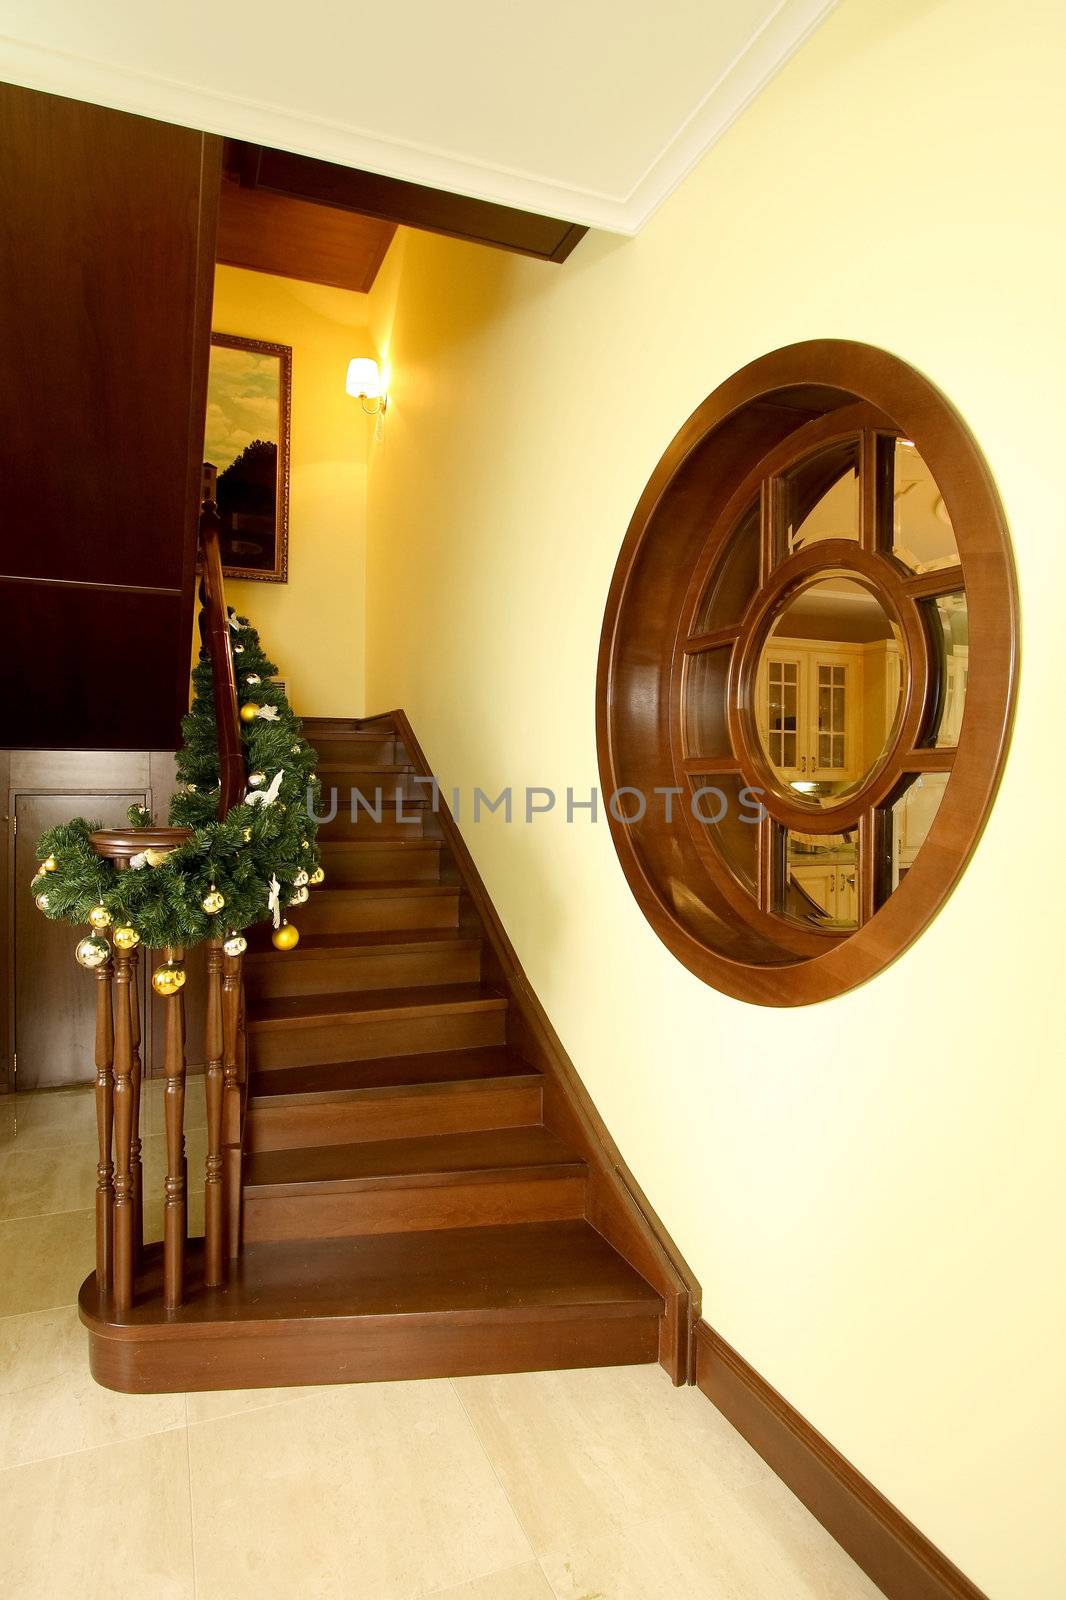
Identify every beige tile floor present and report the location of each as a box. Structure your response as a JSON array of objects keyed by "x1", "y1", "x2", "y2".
[{"x1": 0, "y1": 1081, "x2": 885, "y2": 1600}]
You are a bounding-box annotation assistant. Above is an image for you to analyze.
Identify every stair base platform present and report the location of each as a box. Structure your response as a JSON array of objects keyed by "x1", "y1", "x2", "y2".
[{"x1": 79, "y1": 1222, "x2": 662, "y2": 1393}]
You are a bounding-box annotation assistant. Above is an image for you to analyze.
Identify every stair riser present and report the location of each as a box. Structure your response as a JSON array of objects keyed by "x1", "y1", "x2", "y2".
[
  {"x1": 247, "y1": 1080, "x2": 543, "y2": 1152},
  {"x1": 315, "y1": 806, "x2": 425, "y2": 841},
  {"x1": 319, "y1": 843, "x2": 441, "y2": 884},
  {"x1": 86, "y1": 1312, "x2": 660, "y2": 1392},
  {"x1": 297, "y1": 890, "x2": 460, "y2": 935},
  {"x1": 243, "y1": 1172, "x2": 587, "y2": 1242},
  {"x1": 307, "y1": 734, "x2": 396, "y2": 764},
  {"x1": 244, "y1": 944, "x2": 480, "y2": 1001},
  {"x1": 250, "y1": 1006, "x2": 507, "y2": 1069},
  {"x1": 316, "y1": 769, "x2": 422, "y2": 798}
]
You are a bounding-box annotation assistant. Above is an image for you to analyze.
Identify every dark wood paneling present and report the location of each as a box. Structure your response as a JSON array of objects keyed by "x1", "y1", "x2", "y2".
[
  {"x1": 695, "y1": 1323, "x2": 989, "y2": 1600},
  {"x1": 0, "y1": 582, "x2": 187, "y2": 751},
  {"x1": 218, "y1": 176, "x2": 396, "y2": 291},
  {"x1": 232, "y1": 140, "x2": 587, "y2": 263},
  {"x1": 0, "y1": 82, "x2": 221, "y2": 749}
]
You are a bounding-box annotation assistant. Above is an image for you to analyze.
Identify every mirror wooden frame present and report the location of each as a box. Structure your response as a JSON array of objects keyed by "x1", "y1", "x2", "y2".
[{"x1": 596, "y1": 341, "x2": 1018, "y2": 1006}]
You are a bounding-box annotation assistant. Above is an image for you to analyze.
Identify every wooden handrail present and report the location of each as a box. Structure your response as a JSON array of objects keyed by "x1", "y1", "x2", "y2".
[{"x1": 197, "y1": 492, "x2": 246, "y2": 816}]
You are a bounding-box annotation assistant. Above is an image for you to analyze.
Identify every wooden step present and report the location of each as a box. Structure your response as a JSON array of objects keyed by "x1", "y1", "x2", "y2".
[
  {"x1": 80, "y1": 1222, "x2": 664, "y2": 1391},
  {"x1": 247, "y1": 983, "x2": 509, "y2": 1068},
  {"x1": 302, "y1": 721, "x2": 397, "y2": 765},
  {"x1": 243, "y1": 929, "x2": 482, "y2": 999},
  {"x1": 318, "y1": 838, "x2": 441, "y2": 884},
  {"x1": 315, "y1": 762, "x2": 422, "y2": 798},
  {"x1": 243, "y1": 1125, "x2": 587, "y2": 1241},
  {"x1": 297, "y1": 883, "x2": 460, "y2": 935},
  {"x1": 246, "y1": 1048, "x2": 543, "y2": 1150}
]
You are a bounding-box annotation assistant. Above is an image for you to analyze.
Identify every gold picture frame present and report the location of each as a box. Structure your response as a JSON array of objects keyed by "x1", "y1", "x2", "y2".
[{"x1": 204, "y1": 332, "x2": 292, "y2": 583}]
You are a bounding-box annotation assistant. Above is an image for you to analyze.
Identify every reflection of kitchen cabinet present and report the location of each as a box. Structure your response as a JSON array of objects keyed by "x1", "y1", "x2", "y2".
[
  {"x1": 790, "y1": 860, "x2": 859, "y2": 923},
  {"x1": 759, "y1": 642, "x2": 861, "y2": 783},
  {"x1": 758, "y1": 638, "x2": 901, "y2": 787}
]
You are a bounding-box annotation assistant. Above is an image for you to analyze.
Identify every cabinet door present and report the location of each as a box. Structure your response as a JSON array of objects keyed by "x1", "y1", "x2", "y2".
[
  {"x1": 14, "y1": 791, "x2": 148, "y2": 1090},
  {"x1": 808, "y1": 654, "x2": 858, "y2": 782},
  {"x1": 835, "y1": 865, "x2": 859, "y2": 923},
  {"x1": 789, "y1": 863, "x2": 836, "y2": 917},
  {"x1": 758, "y1": 650, "x2": 804, "y2": 783}
]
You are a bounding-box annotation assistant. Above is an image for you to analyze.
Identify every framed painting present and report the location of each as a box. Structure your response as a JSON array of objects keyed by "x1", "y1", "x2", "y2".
[{"x1": 203, "y1": 333, "x2": 292, "y2": 582}]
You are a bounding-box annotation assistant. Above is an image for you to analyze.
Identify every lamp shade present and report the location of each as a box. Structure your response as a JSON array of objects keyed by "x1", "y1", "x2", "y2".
[{"x1": 346, "y1": 357, "x2": 383, "y2": 400}]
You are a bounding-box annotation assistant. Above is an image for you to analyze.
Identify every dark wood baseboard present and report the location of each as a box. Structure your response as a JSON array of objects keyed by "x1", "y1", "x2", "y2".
[{"x1": 695, "y1": 1323, "x2": 987, "y2": 1600}]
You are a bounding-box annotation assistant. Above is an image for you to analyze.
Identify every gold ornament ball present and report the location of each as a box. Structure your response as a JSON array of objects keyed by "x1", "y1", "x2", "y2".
[
  {"x1": 223, "y1": 932, "x2": 248, "y2": 957},
  {"x1": 76, "y1": 935, "x2": 110, "y2": 970},
  {"x1": 113, "y1": 925, "x2": 141, "y2": 950},
  {"x1": 271, "y1": 920, "x2": 300, "y2": 952},
  {"x1": 245, "y1": 673, "x2": 261, "y2": 686},
  {"x1": 240, "y1": 702, "x2": 260, "y2": 723},
  {"x1": 290, "y1": 885, "x2": 309, "y2": 905},
  {"x1": 310, "y1": 866, "x2": 325, "y2": 886},
  {"x1": 152, "y1": 961, "x2": 187, "y2": 996},
  {"x1": 35, "y1": 892, "x2": 50, "y2": 912},
  {"x1": 39, "y1": 856, "x2": 58, "y2": 874},
  {"x1": 293, "y1": 869, "x2": 309, "y2": 888},
  {"x1": 88, "y1": 903, "x2": 111, "y2": 930},
  {"x1": 248, "y1": 771, "x2": 266, "y2": 787},
  {"x1": 202, "y1": 886, "x2": 226, "y2": 915}
]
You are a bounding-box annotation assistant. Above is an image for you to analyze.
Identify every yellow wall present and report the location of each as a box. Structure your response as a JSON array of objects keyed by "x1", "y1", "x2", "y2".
[
  {"x1": 211, "y1": 266, "x2": 372, "y2": 715},
  {"x1": 365, "y1": 2, "x2": 1066, "y2": 1594}
]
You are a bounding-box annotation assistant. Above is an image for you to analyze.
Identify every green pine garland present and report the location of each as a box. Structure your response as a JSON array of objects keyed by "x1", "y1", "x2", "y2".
[{"x1": 30, "y1": 609, "x2": 323, "y2": 951}]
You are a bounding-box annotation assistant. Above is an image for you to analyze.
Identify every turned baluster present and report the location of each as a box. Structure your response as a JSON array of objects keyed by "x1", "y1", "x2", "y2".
[
  {"x1": 203, "y1": 939, "x2": 225, "y2": 1286},
  {"x1": 160, "y1": 943, "x2": 188, "y2": 1310},
  {"x1": 128, "y1": 945, "x2": 144, "y2": 1266},
  {"x1": 93, "y1": 953, "x2": 115, "y2": 1296},
  {"x1": 221, "y1": 948, "x2": 244, "y2": 1260},
  {"x1": 111, "y1": 936, "x2": 136, "y2": 1312}
]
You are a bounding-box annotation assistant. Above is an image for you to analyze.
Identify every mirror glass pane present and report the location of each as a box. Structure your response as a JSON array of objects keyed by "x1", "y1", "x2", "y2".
[
  {"x1": 690, "y1": 773, "x2": 761, "y2": 894},
  {"x1": 891, "y1": 440, "x2": 959, "y2": 573},
  {"x1": 782, "y1": 827, "x2": 858, "y2": 929},
  {"x1": 784, "y1": 440, "x2": 860, "y2": 556},
  {"x1": 684, "y1": 647, "x2": 733, "y2": 758},
  {"x1": 755, "y1": 573, "x2": 903, "y2": 804},
  {"x1": 695, "y1": 501, "x2": 760, "y2": 632},
  {"x1": 924, "y1": 592, "x2": 968, "y2": 747},
  {"x1": 882, "y1": 773, "x2": 948, "y2": 897}
]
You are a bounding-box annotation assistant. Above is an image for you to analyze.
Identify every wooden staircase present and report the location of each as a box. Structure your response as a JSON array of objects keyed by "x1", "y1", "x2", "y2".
[{"x1": 81, "y1": 714, "x2": 697, "y2": 1392}]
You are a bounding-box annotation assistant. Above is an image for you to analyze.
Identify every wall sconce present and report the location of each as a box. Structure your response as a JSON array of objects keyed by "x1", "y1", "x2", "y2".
[{"x1": 346, "y1": 357, "x2": 387, "y2": 418}]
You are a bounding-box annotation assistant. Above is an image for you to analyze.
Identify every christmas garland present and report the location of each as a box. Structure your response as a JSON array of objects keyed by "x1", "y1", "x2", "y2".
[{"x1": 31, "y1": 608, "x2": 323, "y2": 969}]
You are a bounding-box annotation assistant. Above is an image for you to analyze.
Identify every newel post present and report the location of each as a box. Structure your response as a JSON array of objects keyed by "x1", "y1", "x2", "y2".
[{"x1": 111, "y1": 938, "x2": 136, "y2": 1312}]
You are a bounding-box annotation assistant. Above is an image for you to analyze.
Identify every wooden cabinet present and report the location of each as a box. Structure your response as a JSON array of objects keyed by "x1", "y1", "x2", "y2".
[
  {"x1": 1, "y1": 749, "x2": 205, "y2": 1092},
  {"x1": 0, "y1": 83, "x2": 221, "y2": 751},
  {"x1": 758, "y1": 637, "x2": 902, "y2": 789},
  {"x1": 789, "y1": 859, "x2": 859, "y2": 924}
]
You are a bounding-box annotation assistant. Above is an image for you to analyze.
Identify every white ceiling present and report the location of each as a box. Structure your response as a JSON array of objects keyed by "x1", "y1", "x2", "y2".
[{"x1": 0, "y1": 0, "x2": 838, "y2": 233}]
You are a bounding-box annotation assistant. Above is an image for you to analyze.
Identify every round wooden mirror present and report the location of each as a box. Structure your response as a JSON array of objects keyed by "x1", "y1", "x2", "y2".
[{"x1": 596, "y1": 341, "x2": 1018, "y2": 1005}]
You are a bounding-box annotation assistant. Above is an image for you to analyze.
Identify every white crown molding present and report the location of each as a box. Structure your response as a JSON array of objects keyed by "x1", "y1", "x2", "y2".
[{"x1": 0, "y1": 1, "x2": 837, "y2": 235}]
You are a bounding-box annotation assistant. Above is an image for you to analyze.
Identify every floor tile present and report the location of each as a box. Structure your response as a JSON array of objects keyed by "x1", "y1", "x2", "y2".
[
  {"x1": 0, "y1": 1209, "x2": 95, "y2": 1316},
  {"x1": 453, "y1": 1363, "x2": 762, "y2": 1551},
  {"x1": 0, "y1": 1142, "x2": 99, "y2": 1219},
  {"x1": 0, "y1": 1084, "x2": 98, "y2": 1150},
  {"x1": 188, "y1": 1379, "x2": 532, "y2": 1600},
  {"x1": 427, "y1": 1564, "x2": 555, "y2": 1599},
  {"x1": 0, "y1": 1428, "x2": 195, "y2": 1599},
  {"x1": 0, "y1": 1304, "x2": 185, "y2": 1469},
  {"x1": 186, "y1": 1380, "x2": 345, "y2": 1424},
  {"x1": 454, "y1": 1365, "x2": 882, "y2": 1599}
]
